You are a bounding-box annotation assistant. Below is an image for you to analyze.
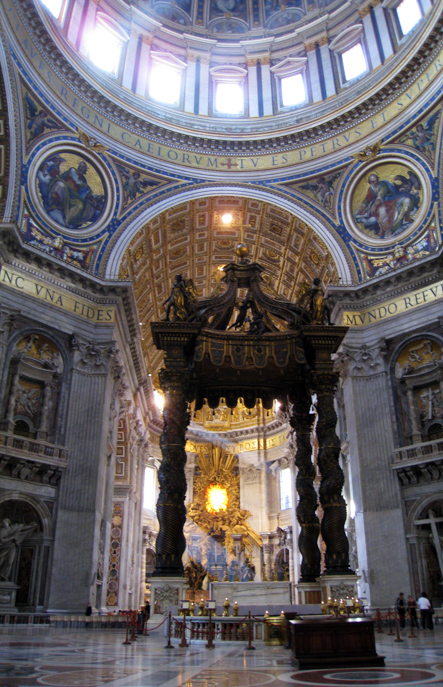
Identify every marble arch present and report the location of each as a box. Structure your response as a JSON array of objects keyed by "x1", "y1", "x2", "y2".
[{"x1": 105, "y1": 186, "x2": 354, "y2": 283}]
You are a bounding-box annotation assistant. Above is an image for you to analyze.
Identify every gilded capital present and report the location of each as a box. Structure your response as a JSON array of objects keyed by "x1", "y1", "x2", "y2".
[
  {"x1": 304, "y1": 41, "x2": 317, "y2": 53},
  {"x1": 317, "y1": 35, "x2": 329, "y2": 48},
  {"x1": 334, "y1": 340, "x2": 388, "y2": 379}
]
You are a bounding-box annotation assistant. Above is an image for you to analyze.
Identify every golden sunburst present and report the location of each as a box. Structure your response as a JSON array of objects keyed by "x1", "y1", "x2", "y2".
[{"x1": 205, "y1": 484, "x2": 228, "y2": 513}]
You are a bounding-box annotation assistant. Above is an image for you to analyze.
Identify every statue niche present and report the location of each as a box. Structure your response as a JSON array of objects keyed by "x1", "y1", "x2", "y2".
[
  {"x1": 2, "y1": 334, "x2": 64, "y2": 441},
  {"x1": 394, "y1": 338, "x2": 443, "y2": 445},
  {"x1": 0, "y1": 500, "x2": 42, "y2": 610}
]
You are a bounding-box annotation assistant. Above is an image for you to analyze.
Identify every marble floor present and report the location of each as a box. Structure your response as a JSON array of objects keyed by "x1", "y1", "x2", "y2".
[{"x1": 1, "y1": 623, "x2": 443, "y2": 687}]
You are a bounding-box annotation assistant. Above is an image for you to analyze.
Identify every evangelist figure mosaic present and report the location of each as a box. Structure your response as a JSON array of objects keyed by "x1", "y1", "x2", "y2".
[
  {"x1": 351, "y1": 162, "x2": 423, "y2": 241},
  {"x1": 36, "y1": 151, "x2": 106, "y2": 230}
]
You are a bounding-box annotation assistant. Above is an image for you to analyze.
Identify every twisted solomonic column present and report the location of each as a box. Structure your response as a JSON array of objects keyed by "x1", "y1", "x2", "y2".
[
  {"x1": 154, "y1": 368, "x2": 190, "y2": 577},
  {"x1": 289, "y1": 387, "x2": 321, "y2": 582},
  {"x1": 314, "y1": 370, "x2": 351, "y2": 575}
]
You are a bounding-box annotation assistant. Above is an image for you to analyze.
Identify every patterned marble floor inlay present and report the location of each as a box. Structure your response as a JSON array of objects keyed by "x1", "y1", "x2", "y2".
[{"x1": 1, "y1": 624, "x2": 443, "y2": 687}]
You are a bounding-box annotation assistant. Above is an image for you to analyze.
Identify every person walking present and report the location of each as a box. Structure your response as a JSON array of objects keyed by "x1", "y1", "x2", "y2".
[
  {"x1": 407, "y1": 595, "x2": 420, "y2": 629},
  {"x1": 396, "y1": 592, "x2": 406, "y2": 629},
  {"x1": 417, "y1": 591, "x2": 432, "y2": 629}
]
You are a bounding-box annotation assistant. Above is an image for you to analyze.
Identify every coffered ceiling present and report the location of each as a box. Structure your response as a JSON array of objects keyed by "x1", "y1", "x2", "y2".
[{"x1": 119, "y1": 195, "x2": 338, "y2": 375}]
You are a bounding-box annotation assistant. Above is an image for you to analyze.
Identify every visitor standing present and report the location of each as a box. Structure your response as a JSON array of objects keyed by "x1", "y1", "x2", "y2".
[
  {"x1": 417, "y1": 591, "x2": 432, "y2": 629},
  {"x1": 407, "y1": 595, "x2": 419, "y2": 629},
  {"x1": 396, "y1": 592, "x2": 406, "y2": 629}
]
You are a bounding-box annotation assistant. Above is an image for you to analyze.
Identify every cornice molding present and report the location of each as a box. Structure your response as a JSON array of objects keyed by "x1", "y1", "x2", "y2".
[{"x1": 327, "y1": 247, "x2": 443, "y2": 315}]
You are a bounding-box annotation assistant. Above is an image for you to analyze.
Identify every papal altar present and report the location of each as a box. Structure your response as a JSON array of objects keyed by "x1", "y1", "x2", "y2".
[{"x1": 210, "y1": 581, "x2": 291, "y2": 606}]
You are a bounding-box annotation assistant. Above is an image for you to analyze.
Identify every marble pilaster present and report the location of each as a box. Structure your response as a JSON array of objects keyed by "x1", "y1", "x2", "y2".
[
  {"x1": 259, "y1": 59, "x2": 273, "y2": 115},
  {"x1": 46, "y1": 337, "x2": 116, "y2": 613},
  {"x1": 336, "y1": 340, "x2": 410, "y2": 606},
  {"x1": 319, "y1": 43, "x2": 336, "y2": 98},
  {"x1": 67, "y1": 0, "x2": 87, "y2": 47},
  {"x1": 247, "y1": 60, "x2": 259, "y2": 117},
  {"x1": 78, "y1": 0, "x2": 99, "y2": 57},
  {"x1": 184, "y1": 55, "x2": 197, "y2": 113},
  {"x1": 362, "y1": 13, "x2": 381, "y2": 69},
  {"x1": 122, "y1": 31, "x2": 141, "y2": 91},
  {"x1": 373, "y1": 5, "x2": 393, "y2": 59},
  {"x1": 306, "y1": 47, "x2": 322, "y2": 102},
  {"x1": 198, "y1": 58, "x2": 210, "y2": 116}
]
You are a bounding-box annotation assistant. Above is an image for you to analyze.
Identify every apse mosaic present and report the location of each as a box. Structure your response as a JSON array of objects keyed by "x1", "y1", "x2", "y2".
[
  {"x1": 35, "y1": 151, "x2": 106, "y2": 230},
  {"x1": 347, "y1": 160, "x2": 427, "y2": 243}
]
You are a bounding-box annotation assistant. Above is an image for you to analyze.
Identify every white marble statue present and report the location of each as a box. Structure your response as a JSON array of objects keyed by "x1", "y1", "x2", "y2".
[{"x1": 0, "y1": 519, "x2": 37, "y2": 582}]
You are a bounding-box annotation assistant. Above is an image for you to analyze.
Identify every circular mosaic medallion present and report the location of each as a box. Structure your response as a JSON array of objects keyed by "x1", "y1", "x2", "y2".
[
  {"x1": 344, "y1": 157, "x2": 431, "y2": 246},
  {"x1": 29, "y1": 144, "x2": 114, "y2": 237},
  {"x1": 279, "y1": 667, "x2": 437, "y2": 685}
]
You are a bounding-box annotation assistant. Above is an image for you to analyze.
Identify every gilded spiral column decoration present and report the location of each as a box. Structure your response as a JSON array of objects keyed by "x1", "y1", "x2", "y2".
[
  {"x1": 154, "y1": 368, "x2": 190, "y2": 577},
  {"x1": 314, "y1": 370, "x2": 351, "y2": 575},
  {"x1": 289, "y1": 385, "x2": 321, "y2": 582}
]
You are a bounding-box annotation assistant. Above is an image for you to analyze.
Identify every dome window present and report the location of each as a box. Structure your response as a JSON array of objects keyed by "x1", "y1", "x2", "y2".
[
  {"x1": 143, "y1": 465, "x2": 157, "y2": 512},
  {"x1": 280, "y1": 466, "x2": 292, "y2": 511},
  {"x1": 210, "y1": 66, "x2": 247, "y2": 116},
  {"x1": 40, "y1": 0, "x2": 65, "y2": 20},
  {"x1": 149, "y1": 53, "x2": 187, "y2": 107},
  {"x1": 271, "y1": 57, "x2": 308, "y2": 110},
  {"x1": 342, "y1": 43, "x2": 367, "y2": 82},
  {"x1": 89, "y1": 13, "x2": 129, "y2": 76},
  {"x1": 330, "y1": 25, "x2": 368, "y2": 86},
  {"x1": 396, "y1": 0, "x2": 423, "y2": 35}
]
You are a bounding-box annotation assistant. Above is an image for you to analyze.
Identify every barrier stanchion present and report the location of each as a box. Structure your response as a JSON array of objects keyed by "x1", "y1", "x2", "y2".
[
  {"x1": 394, "y1": 609, "x2": 404, "y2": 643},
  {"x1": 130, "y1": 612, "x2": 137, "y2": 642},
  {"x1": 179, "y1": 614, "x2": 189, "y2": 648},
  {"x1": 408, "y1": 612, "x2": 416, "y2": 639},
  {"x1": 164, "y1": 611, "x2": 174, "y2": 649},
  {"x1": 387, "y1": 609, "x2": 395, "y2": 635},
  {"x1": 376, "y1": 608, "x2": 383, "y2": 633},
  {"x1": 206, "y1": 609, "x2": 215, "y2": 650},
  {"x1": 245, "y1": 611, "x2": 255, "y2": 650},
  {"x1": 122, "y1": 614, "x2": 131, "y2": 645}
]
